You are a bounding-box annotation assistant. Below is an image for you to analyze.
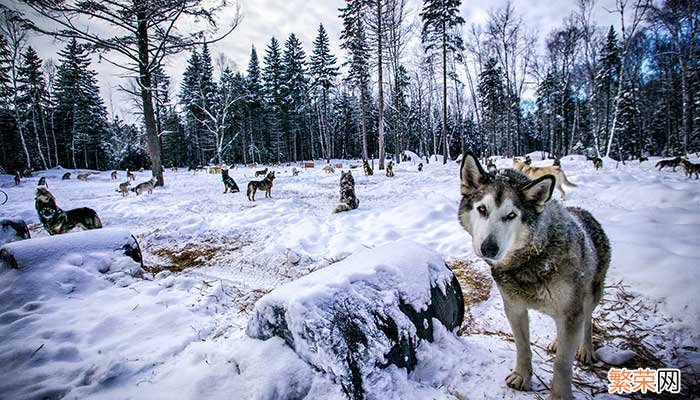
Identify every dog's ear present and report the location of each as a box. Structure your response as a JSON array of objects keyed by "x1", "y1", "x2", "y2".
[
  {"x1": 460, "y1": 151, "x2": 489, "y2": 195},
  {"x1": 520, "y1": 175, "x2": 555, "y2": 213}
]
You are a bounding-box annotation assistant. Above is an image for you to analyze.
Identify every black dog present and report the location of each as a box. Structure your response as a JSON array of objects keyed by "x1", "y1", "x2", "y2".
[{"x1": 222, "y1": 168, "x2": 240, "y2": 193}]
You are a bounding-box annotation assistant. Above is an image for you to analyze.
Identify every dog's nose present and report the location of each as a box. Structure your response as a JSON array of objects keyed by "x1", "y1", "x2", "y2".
[{"x1": 481, "y1": 236, "x2": 500, "y2": 259}]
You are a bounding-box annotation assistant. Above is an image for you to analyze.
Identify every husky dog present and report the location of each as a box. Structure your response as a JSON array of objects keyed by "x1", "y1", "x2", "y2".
[
  {"x1": 586, "y1": 155, "x2": 602, "y2": 170},
  {"x1": 255, "y1": 167, "x2": 269, "y2": 177},
  {"x1": 62, "y1": 172, "x2": 71, "y2": 180},
  {"x1": 323, "y1": 165, "x2": 335, "y2": 174},
  {"x1": 131, "y1": 177, "x2": 156, "y2": 195},
  {"x1": 681, "y1": 159, "x2": 700, "y2": 179},
  {"x1": 271, "y1": 162, "x2": 281, "y2": 168},
  {"x1": 14, "y1": 172, "x2": 20, "y2": 185},
  {"x1": 171, "y1": 164, "x2": 178, "y2": 172},
  {"x1": 77, "y1": 173, "x2": 90, "y2": 181},
  {"x1": 126, "y1": 169, "x2": 136, "y2": 181},
  {"x1": 513, "y1": 159, "x2": 577, "y2": 200},
  {"x1": 22, "y1": 168, "x2": 33, "y2": 177},
  {"x1": 292, "y1": 167, "x2": 299, "y2": 176},
  {"x1": 334, "y1": 171, "x2": 359, "y2": 213},
  {"x1": 418, "y1": 163, "x2": 423, "y2": 172},
  {"x1": 553, "y1": 157, "x2": 561, "y2": 167},
  {"x1": 38, "y1": 177, "x2": 47, "y2": 187},
  {"x1": 111, "y1": 171, "x2": 118, "y2": 180},
  {"x1": 363, "y1": 160, "x2": 373, "y2": 176},
  {"x1": 486, "y1": 161, "x2": 498, "y2": 175},
  {"x1": 655, "y1": 156, "x2": 682, "y2": 171},
  {"x1": 247, "y1": 171, "x2": 276, "y2": 201},
  {"x1": 524, "y1": 155, "x2": 532, "y2": 165},
  {"x1": 1, "y1": 219, "x2": 30, "y2": 243},
  {"x1": 222, "y1": 168, "x2": 240, "y2": 193},
  {"x1": 116, "y1": 181, "x2": 131, "y2": 197},
  {"x1": 386, "y1": 161, "x2": 395, "y2": 177},
  {"x1": 458, "y1": 152, "x2": 610, "y2": 400},
  {"x1": 35, "y1": 187, "x2": 102, "y2": 235}
]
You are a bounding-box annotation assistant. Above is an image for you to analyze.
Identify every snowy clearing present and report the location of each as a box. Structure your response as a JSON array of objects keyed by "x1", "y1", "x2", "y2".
[{"x1": 1, "y1": 156, "x2": 699, "y2": 399}]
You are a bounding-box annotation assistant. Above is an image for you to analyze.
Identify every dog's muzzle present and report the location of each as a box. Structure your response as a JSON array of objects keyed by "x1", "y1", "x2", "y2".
[{"x1": 480, "y1": 235, "x2": 500, "y2": 259}]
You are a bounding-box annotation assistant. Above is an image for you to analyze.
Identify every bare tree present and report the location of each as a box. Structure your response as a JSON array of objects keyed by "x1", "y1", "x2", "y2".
[
  {"x1": 604, "y1": 0, "x2": 650, "y2": 158},
  {"x1": 19, "y1": 0, "x2": 241, "y2": 185}
]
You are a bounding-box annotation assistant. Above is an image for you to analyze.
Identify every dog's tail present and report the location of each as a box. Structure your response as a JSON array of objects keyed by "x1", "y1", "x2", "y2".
[{"x1": 560, "y1": 170, "x2": 577, "y2": 187}]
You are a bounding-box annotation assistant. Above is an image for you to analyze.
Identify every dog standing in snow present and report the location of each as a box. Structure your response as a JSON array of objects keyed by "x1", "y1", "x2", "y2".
[
  {"x1": 385, "y1": 161, "x2": 394, "y2": 177},
  {"x1": 334, "y1": 170, "x2": 359, "y2": 213},
  {"x1": 247, "y1": 171, "x2": 275, "y2": 201},
  {"x1": 458, "y1": 152, "x2": 610, "y2": 400},
  {"x1": 35, "y1": 187, "x2": 102, "y2": 235},
  {"x1": 131, "y1": 177, "x2": 156, "y2": 195},
  {"x1": 513, "y1": 159, "x2": 577, "y2": 200}
]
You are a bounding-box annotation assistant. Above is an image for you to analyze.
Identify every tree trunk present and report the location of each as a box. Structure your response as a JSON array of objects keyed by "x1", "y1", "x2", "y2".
[
  {"x1": 376, "y1": 0, "x2": 385, "y2": 170},
  {"x1": 441, "y1": 21, "x2": 448, "y2": 164},
  {"x1": 136, "y1": 9, "x2": 164, "y2": 186}
]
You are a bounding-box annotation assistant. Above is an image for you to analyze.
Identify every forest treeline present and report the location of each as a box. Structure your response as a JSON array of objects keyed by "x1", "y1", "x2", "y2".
[{"x1": 0, "y1": 0, "x2": 698, "y2": 174}]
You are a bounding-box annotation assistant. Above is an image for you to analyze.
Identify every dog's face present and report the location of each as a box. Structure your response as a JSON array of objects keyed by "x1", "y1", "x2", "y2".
[
  {"x1": 267, "y1": 171, "x2": 276, "y2": 180},
  {"x1": 459, "y1": 152, "x2": 555, "y2": 269}
]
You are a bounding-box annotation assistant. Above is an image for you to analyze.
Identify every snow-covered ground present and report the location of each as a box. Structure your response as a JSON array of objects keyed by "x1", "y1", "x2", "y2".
[{"x1": 0, "y1": 155, "x2": 698, "y2": 399}]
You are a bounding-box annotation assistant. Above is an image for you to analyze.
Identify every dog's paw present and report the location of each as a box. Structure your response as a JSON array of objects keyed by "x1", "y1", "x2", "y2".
[
  {"x1": 505, "y1": 371, "x2": 531, "y2": 391},
  {"x1": 576, "y1": 345, "x2": 597, "y2": 364},
  {"x1": 547, "y1": 339, "x2": 558, "y2": 353}
]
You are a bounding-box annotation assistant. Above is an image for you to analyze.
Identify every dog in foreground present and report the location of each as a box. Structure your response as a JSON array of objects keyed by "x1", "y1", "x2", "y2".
[
  {"x1": 35, "y1": 187, "x2": 102, "y2": 235},
  {"x1": 458, "y1": 152, "x2": 610, "y2": 400},
  {"x1": 334, "y1": 170, "x2": 359, "y2": 213},
  {"x1": 247, "y1": 171, "x2": 275, "y2": 201}
]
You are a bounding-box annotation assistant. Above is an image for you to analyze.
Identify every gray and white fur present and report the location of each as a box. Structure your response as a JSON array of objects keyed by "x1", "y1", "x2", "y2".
[
  {"x1": 334, "y1": 171, "x2": 359, "y2": 213},
  {"x1": 457, "y1": 151, "x2": 610, "y2": 400}
]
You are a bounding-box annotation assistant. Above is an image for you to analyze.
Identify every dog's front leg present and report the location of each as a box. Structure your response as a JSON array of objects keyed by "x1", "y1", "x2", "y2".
[
  {"x1": 503, "y1": 301, "x2": 532, "y2": 391},
  {"x1": 550, "y1": 316, "x2": 584, "y2": 400}
]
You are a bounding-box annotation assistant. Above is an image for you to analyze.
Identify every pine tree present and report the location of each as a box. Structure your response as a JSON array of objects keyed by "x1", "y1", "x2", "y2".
[
  {"x1": 420, "y1": 0, "x2": 464, "y2": 163},
  {"x1": 263, "y1": 37, "x2": 285, "y2": 161},
  {"x1": 593, "y1": 26, "x2": 620, "y2": 156},
  {"x1": 53, "y1": 38, "x2": 108, "y2": 169},
  {"x1": 245, "y1": 46, "x2": 263, "y2": 163},
  {"x1": 281, "y1": 33, "x2": 308, "y2": 162},
  {"x1": 310, "y1": 23, "x2": 339, "y2": 161},
  {"x1": 339, "y1": 0, "x2": 371, "y2": 160},
  {"x1": 180, "y1": 49, "x2": 204, "y2": 164},
  {"x1": 17, "y1": 46, "x2": 49, "y2": 169},
  {"x1": 478, "y1": 58, "x2": 506, "y2": 157}
]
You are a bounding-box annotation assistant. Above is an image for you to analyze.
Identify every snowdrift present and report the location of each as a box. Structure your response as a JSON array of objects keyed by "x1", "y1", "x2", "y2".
[
  {"x1": 0, "y1": 228, "x2": 142, "y2": 270},
  {"x1": 247, "y1": 240, "x2": 464, "y2": 399}
]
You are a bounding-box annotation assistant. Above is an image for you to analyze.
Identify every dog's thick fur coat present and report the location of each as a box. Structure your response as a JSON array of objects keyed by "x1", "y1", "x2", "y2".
[
  {"x1": 247, "y1": 171, "x2": 275, "y2": 201},
  {"x1": 222, "y1": 168, "x2": 240, "y2": 193},
  {"x1": 458, "y1": 152, "x2": 610, "y2": 400},
  {"x1": 334, "y1": 171, "x2": 359, "y2": 213},
  {"x1": 35, "y1": 187, "x2": 102, "y2": 235}
]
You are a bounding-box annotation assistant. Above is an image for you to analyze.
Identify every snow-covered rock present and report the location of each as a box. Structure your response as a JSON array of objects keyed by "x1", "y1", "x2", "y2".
[
  {"x1": 0, "y1": 228, "x2": 142, "y2": 269},
  {"x1": 246, "y1": 240, "x2": 464, "y2": 399}
]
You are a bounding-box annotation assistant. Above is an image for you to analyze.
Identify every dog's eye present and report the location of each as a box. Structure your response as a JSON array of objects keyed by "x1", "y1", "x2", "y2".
[
  {"x1": 477, "y1": 205, "x2": 488, "y2": 216},
  {"x1": 503, "y1": 212, "x2": 518, "y2": 222}
]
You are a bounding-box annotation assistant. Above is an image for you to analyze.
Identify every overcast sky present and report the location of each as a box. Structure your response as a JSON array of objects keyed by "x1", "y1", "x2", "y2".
[{"x1": 18, "y1": 0, "x2": 620, "y2": 123}]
